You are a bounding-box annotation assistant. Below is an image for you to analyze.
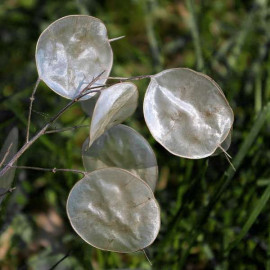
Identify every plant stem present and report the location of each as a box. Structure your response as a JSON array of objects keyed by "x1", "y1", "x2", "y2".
[
  {"x1": 0, "y1": 143, "x2": 13, "y2": 167},
  {"x1": 26, "y1": 77, "x2": 41, "y2": 143},
  {"x1": 8, "y1": 165, "x2": 86, "y2": 176},
  {"x1": 108, "y1": 74, "x2": 152, "y2": 81},
  {"x1": 45, "y1": 124, "x2": 89, "y2": 134},
  {"x1": 142, "y1": 249, "x2": 152, "y2": 266},
  {"x1": 48, "y1": 250, "x2": 73, "y2": 270},
  {"x1": 0, "y1": 187, "x2": 16, "y2": 197},
  {"x1": 0, "y1": 72, "x2": 105, "y2": 179},
  {"x1": 108, "y1": 36, "x2": 125, "y2": 42}
]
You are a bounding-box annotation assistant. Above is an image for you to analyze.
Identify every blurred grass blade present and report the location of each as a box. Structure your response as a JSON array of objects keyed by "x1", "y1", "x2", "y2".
[
  {"x1": 185, "y1": 0, "x2": 204, "y2": 71},
  {"x1": 213, "y1": 101, "x2": 270, "y2": 202},
  {"x1": 226, "y1": 183, "x2": 270, "y2": 253},
  {"x1": 268, "y1": 220, "x2": 270, "y2": 270},
  {"x1": 198, "y1": 101, "x2": 270, "y2": 228},
  {"x1": 143, "y1": 0, "x2": 163, "y2": 72},
  {"x1": 203, "y1": 244, "x2": 222, "y2": 270},
  {"x1": 255, "y1": 71, "x2": 262, "y2": 113},
  {"x1": 0, "y1": 127, "x2": 18, "y2": 205},
  {"x1": 257, "y1": 179, "x2": 270, "y2": 186},
  {"x1": 179, "y1": 101, "x2": 270, "y2": 268}
]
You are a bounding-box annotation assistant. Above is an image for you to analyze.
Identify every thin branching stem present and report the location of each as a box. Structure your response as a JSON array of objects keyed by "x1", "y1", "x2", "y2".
[
  {"x1": 142, "y1": 249, "x2": 152, "y2": 266},
  {"x1": 224, "y1": 153, "x2": 236, "y2": 172},
  {"x1": 48, "y1": 250, "x2": 73, "y2": 270},
  {"x1": 0, "y1": 187, "x2": 16, "y2": 198},
  {"x1": 0, "y1": 71, "x2": 105, "y2": 178},
  {"x1": 0, "y1": 143, "x2": 13, "y2": 168},
  {"x1": 45, "y1": 124, "x2": 89, "y2": 135},
  {"x1": 8, "y1": 165, "x2": 86, "y2": 176},
  {"x1": 108, "y1": 74, "x2": 152, "y2": 81},
  {"x1": 218, "y1": 145, "x2": 236, "y2": 171},
  {"x1": 108, "y1": 36, "x2": 125, "y2": 42},
  {"x1": 218, "y1": 145, "x2": 232, "y2": 159},
  {"x1": 26, "y1": 77, "x2": 41, "y2": 143}
]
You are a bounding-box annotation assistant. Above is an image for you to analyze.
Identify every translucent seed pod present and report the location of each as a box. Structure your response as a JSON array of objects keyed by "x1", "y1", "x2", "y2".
[
  {"x1": 143, "y1": 68, "x2": 234, "y2": 159},
  {"x1": 66, "y1": 168, "x2": 160, "y2": 253},
  {"x1": 89, "y1": 82, "x2": 138, "y2": 145},
  {"x1": 82, "y1": 124, "x2": 158, "y2": 191},
  {"x1": 36, "y1": 15, "x2": 113, "y2": 100},
  {"x1": 80, "y1": 93, "x2": 100, "y2": 118}
]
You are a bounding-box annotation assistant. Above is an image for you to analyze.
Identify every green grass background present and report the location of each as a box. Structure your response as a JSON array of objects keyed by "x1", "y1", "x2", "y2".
[{"x1": 1, "y1": 0, "x2": 270, "y2": 269}]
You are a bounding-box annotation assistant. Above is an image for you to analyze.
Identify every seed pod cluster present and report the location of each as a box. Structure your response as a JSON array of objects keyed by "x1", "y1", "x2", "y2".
[{"x1": 35, "y1": 15, "x2": 234, "y2": 254}]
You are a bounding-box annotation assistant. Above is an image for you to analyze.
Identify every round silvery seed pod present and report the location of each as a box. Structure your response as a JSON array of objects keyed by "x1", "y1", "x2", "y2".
[
  {"x1": 143, "y1": 68, "x2": 234, "y2": 159},
  {"x1": 89, "y1": 82, "x2": 138, "y2": 145},
  {"x1": 36, "y1": 15, "x2": 113, "y2": 100},
  {"x1": 66, "y1": 168, "x2": 160, "y2": 253},
  {"x1": 82, "y1": 124, "x2": 158, "y2": 191}
]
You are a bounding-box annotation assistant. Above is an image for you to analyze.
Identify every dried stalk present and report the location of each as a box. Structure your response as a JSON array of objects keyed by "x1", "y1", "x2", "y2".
[
  {"x1": 0, "y1": 143, "x2": 13, "y2": 168},
  {"x1": 26, "y1": 77, "x2": 41, "y2": 143},
  {"x1": 108, "y1": 36, "x2": 125, "y2": 42},
  {"x1": 0, "y1": 71, "x2": 105, "y2": 179},
  {"x1": 0, "y1": 187, "x2": 16, "y2": 198},
  {"x1": 45, "y1": 124, "x2": 88, "y2": 135},
  {"x1": 108, "y1": 74, "x2": 152, "y2": 81},
  {"x1": 8, "y1": 165, "x2": 86, "y2": 176}
]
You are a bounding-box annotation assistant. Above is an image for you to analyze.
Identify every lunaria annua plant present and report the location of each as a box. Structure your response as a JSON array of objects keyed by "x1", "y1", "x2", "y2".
[{"x1": 0, "y1": 14, "x2": 234, "y2": 257}]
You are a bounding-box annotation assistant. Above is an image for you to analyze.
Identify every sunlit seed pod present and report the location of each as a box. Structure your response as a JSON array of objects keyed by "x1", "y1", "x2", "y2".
[
  {"x1": 212, "y1": 130, "x2": 232, "y2": 156},
  {"x1": 82, "y1": 124, "x2": 158, "y2": 191},
  {"x1": 0, "y1": 127, "x2": 18, "y2": 204},
  {"x1": 66, "y1": 168, "x2": 160, "y2": 253},
  {"x1": 143, "y1": 68, "x2": 234, "y2": 159},
  {"x1": 80, "y1": 92, "x2": 100, "y2": 117},
  {"x1": 89, "y1": 82, "x2": 138, "y2": 145},
  {"x1": 36, "y1": 15, "x2": 113, "y2": 100}
]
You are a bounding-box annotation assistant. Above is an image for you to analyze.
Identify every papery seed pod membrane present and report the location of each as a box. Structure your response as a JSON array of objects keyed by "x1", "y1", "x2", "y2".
[
  {"x1": 82, "y1": 124, "x2": 158, "y2": 191},
  {"x1": 36, "y1": 15, "x2": 113, "y2": 100},
  {"x1": 80, "y1": 93, "x2": 100, "y2": 117},
  {"x1": 89, "y1": 82, "x2": 138, "y2": 145},
  {"x1": 143, "y1": 68, "x2": 234, "y2": 159},
  {"x1": 66, "y1": 168, "x2": 160, "y2": 253}
]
